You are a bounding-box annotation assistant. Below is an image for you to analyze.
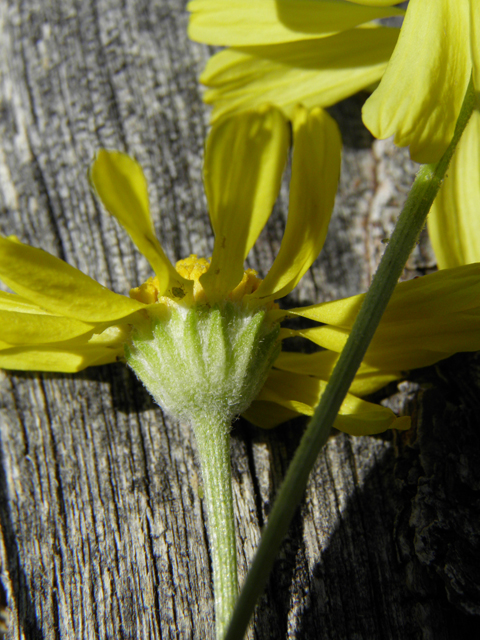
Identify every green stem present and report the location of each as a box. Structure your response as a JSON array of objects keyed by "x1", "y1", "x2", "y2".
[
  {"x1": 224, "y1": 79, "x2": 476, "y2": 640},
  {"x1": 193, "y1": 414, "x2": 238, "y2": 640}
]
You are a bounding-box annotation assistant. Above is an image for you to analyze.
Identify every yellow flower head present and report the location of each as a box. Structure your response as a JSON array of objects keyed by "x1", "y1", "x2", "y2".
[
  {"x1": 2, "y1": 104, "x2": 394, "y2": 435},
  {"x1": 3, "y1": 103, "x2": 480, "y2": 436}
]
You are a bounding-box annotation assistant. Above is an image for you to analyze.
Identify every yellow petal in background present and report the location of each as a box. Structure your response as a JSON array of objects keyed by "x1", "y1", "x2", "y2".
[
  {"x1": 90, "y1": 150, "x2": 191, "y2": 297},
  {"x1": 290, "y1": 324, "x2": 468, "y2": 374},
  {"x1": 188, "y1": 0, "x2": 403, "y2": 46},
  {"x1": 254, "y1": 369, "x2": 409, "y2": 435},
  {"x1": 362, "y1": 0, "x2": 471, "y2": 163},
  {"x1": 249, "y1": 107, "x2": 341, "y2": 303},
  {"x1": 0, "y1": 236, "x2": 145, "y2": 323},
  {"x1": 201, "y1": 106, "x2": 289, "y2": 299},
  {"x1": 202, "y1": 26, "x2": 399, "y2": 123},
  {"x1": 428, "y1": 109, "x2": 480, "y2": 269}
]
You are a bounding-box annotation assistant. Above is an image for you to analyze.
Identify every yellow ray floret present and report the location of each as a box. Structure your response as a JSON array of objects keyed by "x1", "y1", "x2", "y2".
[
  {"x1": 188, "y1": 0, "x2": 403, "y2": 46},
  {"x1": 362, "y1": 0, "x2": 477, "y2": 162},
  {"x1": 428, "y1": 109, "x2": 480, "y2": 269}
]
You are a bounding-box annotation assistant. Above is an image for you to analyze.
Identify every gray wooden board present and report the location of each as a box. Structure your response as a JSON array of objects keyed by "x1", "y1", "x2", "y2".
[{"x1": 0, "y1": 1, "x2": 479, "y2": 638}]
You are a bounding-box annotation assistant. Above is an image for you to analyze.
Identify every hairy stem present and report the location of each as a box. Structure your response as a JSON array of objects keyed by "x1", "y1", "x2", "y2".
[{"x1": 193, "y1": 415, "x2": 238, "y2": 639}]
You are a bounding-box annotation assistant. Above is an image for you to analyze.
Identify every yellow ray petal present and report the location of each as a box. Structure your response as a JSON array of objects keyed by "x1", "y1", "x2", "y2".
[
  {"x1": 275, "y1": 346, "x2": 340, "y2": 376},
  {"x1": 0, "y1": 344, "x2": 123, "y2": 372},
  {"x1": 345, "y1": 0, "x2": 399, "y2": 5},
  {"x1": 256, "y1": 369, "x2": 409, "y2": 435},
  {"x1": 90, "y1": 150, "x2": 191, "y2": 297},
  {"x1": 188, "y1": 0, "x2": 404, "y2": 46},
  {"x1": 0, "y1": 290, "x2": 49, "y2": 313},
  {"x1": 200, "y1": 106, "x2": 289, "y2": 299},
  {"x1": 290, "y1": 264, "x2": 480, "y2": 325},
  {"x1": 0, "y1": 310, "x2": 95, "y2": 345},
  {"x1": 471, "y1": 0, "x2": 480, "y2": 92},
  {"x1": 362, "y1": 334, "x2": 480, "y2": 371},
  {"x1": 428, "y1": 109, "x2": 480, "y2": 269},
  {"x1": 202, "y1": 27, "x2": 399, "y2": 123},
  {"x1": 362, "y1": 0, "x2": 471, "y2": 163},
  {"x1": 0, "y1": 236, "x2": 145, "y2": 323},
  {"x1": 242, "y1": 399, "x2": 300, "y2": 428},
  {"x1": 333, "y1": 398, "x2": 410, "y2": 436},
  {"x1": 275, "y1": 350, "x2": 401, "y2": 396},
  {"x1": 294, "y1": 325, "x2": 349, "y2": 352},
  {"x1": 291, "y1": 325, "x2": 473, "y2": 372},
  {"x1": 289, "y1": 264, "x2": 480, "y2": 370},
  {"x1": 249, "y1": 107, "x2": 341, "y2": 303}
]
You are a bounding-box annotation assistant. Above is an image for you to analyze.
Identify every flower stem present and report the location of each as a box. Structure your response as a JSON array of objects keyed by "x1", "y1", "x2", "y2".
[
  {"x1": 223, "y1": 78, "x2": 476, "y2": 640},
  {"x1": 192, "y1": 414, "x2": 238, "y2": 639}
]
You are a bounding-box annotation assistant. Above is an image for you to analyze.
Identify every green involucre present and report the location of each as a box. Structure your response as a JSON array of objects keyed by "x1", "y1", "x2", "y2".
[{"x1": 124, "y1": 301, "x2": 280, "y2": 425}]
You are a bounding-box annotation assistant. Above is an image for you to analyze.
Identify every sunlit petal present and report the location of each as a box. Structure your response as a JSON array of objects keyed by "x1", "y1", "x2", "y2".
[
  {"x1": 274, "y1": 350, "x2": 401, "y2": 396},
  {"x1": 200, "y1": 106, "x2": 289, "y2": 299},
  {"x1": 249, "y1": 107, "x2": 341, "y2": 303},
  {"x1": 292, "y1": 321, "x2": 480, "y2": 371},
  {"x1": 188, "y1": 0, "x2": 403, "y2": 46},
  {"x1": 0, "y1": 344, "x2": 123, "y2": 372},
  {"x1": 334, "y1": 395, "x2": 410, "y2": 436},
  {"x1": 0, "y1": 310, "x2": 95, "y2": 345},
  {"x1": 345, "y1": 0, "x2": 399, "y2": 5},
  {"x1": 471, "y1": 0, "x2": 480, "y2": 92},
  {"x1": 289, "y1": 264, "x2": 480, "y2": 370},
  {"x1": 362, "y1": 0, "x2": 471, "y2": 163},
  {"x1": 202, "y1": 27, "x2": 399, "y2": 122},
  {"x1": 254, "y1": 369, "x2": 409, "y2": 434},
  {"x1": 288, "y1": 297, "x2": 362, "y2": 328},
  {"x1": 428, "y1": 109, "x2": 480, "y2": 269},
  {"x1": 294, "y1": 325, "x2": 349, "y2": 352},
  {"x1": 0, "y1": 236, "x2": 145, "y2": 322},
  {"x1": 0, "y1": 290, "x2": 50, "y2": 313},
  {"x1": 90, "y1": 150, "x2": 191, "y2": 297},
  {"x1": 360, "y1": 332, "x2": 480, "y2": 371}
]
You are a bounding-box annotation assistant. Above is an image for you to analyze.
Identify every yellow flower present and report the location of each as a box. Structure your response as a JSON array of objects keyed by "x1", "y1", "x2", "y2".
[
  {"x1": 188, "y1": 0, "x2": 403, "y2": 123},
  {"x1": 2, "y1": 104, "x2": 480, "y2": 436},
  {"x1": 1, "y1": 104, "x2": 396, "y2": 435}
]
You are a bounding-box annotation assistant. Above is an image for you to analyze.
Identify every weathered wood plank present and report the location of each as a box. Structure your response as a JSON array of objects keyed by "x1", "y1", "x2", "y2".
[{"x1": 1, "y1": 1, "x2": 479, "y2": 639}]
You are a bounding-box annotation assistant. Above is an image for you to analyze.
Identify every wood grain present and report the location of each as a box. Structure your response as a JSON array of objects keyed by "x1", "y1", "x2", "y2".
[{"x1": 0, "y1": 1, "x2": 478, "y2": 638}]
